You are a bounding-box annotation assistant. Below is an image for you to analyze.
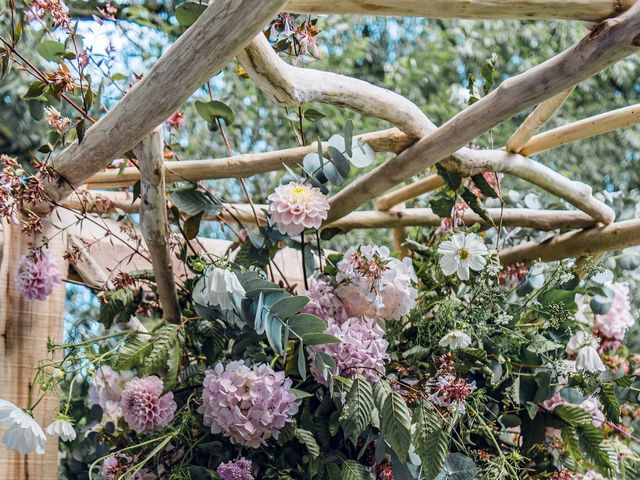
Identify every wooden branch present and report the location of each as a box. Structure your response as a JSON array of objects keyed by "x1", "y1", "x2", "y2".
[
  {"x1": 237, "y1": 34, "x2": 433, "y2": 138},
  {"x1": 375, "y1": 175, "x2": 445, "y2": 211},
  {"x1": 84, "y1": 130, "x2": 409, "y2": 189},
  {"x1": 62, "y1": 192, "x2": 599, "y2": 232},
  {"x1": 519, "y1": 103, "x2": 640, "y2": 156},
  {"x1": 326, "y1": 4, "x2": 640, "y2": 223},
  {"x1": 325, "y1": 208, "x2": 597, "y2": 232},
  {"x1": 36, "y1": 0, "x2": 287, "y2": 210},
  {"x1": 134, "y1": 127, "x2": 181, "y2": 324},
  {"x1": 499, "y1": 218, "x2": 640, "y2": 265},
  {"x1": 440, "y1": 149, "x2": 616, "y2": 224},
  {"x1": 285, "y1": 0, "x2": 636, "y2": 21},
  {"x1": 506, "y1": 88, "x2": 574, "y2": 153}
]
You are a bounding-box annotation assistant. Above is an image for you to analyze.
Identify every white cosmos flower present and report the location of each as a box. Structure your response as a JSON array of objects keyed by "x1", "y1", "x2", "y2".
[
  {"x1": 193, "y1": 267, "x2": 245, "y2": 311},
  {"x1": 0, "y1": 400, "x2": 46, "y2": 455},
  {"x1": 566, "y1": 331, "x2": 606, "y2": 373},
  {"x1": 46, "y1": 415, "x2": 76, "y2": 442},
  {"x1": 437, "y1": 233, "x2": 488, "y2": 281},
  {"x1": 438, "y1": 330, "x2": 472, "y2": 350}
]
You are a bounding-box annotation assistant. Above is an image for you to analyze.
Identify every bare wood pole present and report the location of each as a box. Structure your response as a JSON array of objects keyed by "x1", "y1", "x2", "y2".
[
  {"x1": 326, "y1": 4, "x2": 640, "y2": 223},
  {"x1": 375, "y1": 175, "x2": 445, "y2": 211},
  {"x1": 0, "y1": 219, "x2": 68, "y2": 478},
  {"x1": 506, "y1": 88, "x2": 574, "y2": 153},
  {"x1": 519, "y1": 103, "x2": 640, "y2": 156},
  {"x1": 134, "y1": 127, "x2": 181, "y2": 323},
  {"x1": 499, "y1": 218, "x2": 640, "y2": 265},
  {"x1": 35, "y1": 0, "x2": 288, "y2": 211},
  {"x1": 285, "y1": 0, "x2": 636, "y2": 21}
]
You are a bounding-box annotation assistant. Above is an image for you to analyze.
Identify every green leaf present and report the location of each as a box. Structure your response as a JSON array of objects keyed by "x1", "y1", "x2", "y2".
[
  {"x1": 169, "y1": 189, "x2": 221, "y2": 216},
  {"x1": 414, "y1": 401, "x2": 449, "y2": 480},
  {"x1": 315, "y1": 351, "x2": 336, "y2": 381},
  {"x1": 195, "y1": 100, "x2": 234, "y2": 126},
  {"x1": 344, "y1": 120, "x2": 354, "y2": 157},
  {"x1": 327, "y1": 146, "x2": 351, "y2": 178},
  {"x1": 175, "y1": 1, "x2": 207, "y2": 27},
  {"x1": 265, "y1": 313, "x2": 284, "y2": 355},
  {"x1": 380, "y1": 392, "x2": 412, "y2": 462},
  {"x1": 23, "y1": 80, "x2": 47, "y2": 99},
  {"x1": 471, "y1": 173, "x2": 498, "y2": 198},
  {"x1": 435, "y1": 453, "x2": 477, "y2": 480},
  {"x1": 598, "y1": 383, "x2": 620, "y2": 423},
  {"x1": 430, "y1": 193, "x2": 455, "y2": 218},
  {"x1": 340, "y1": 377, "x2": 374, "y2": 443},
  {"x1": 555, "y1": 404, "x2": 593, "y2": 426},
  {"x1": 303, "y1": 108, "x2": 326, "y2": 122},
  {"x1": 183, "y1": 212, "x2": 203, "y2": 240},
  {"x1": 577, "y1": 424, "x2": 612, "y2": 474},
  {"x1": 287, "y1": 313, "x2": 327, "y2": 336},
  {"x1": 295, "y1": 427, "x2": 320, "y2": 458},
  {"x1": 435, "y1": 163, "x2": 462, "y2": 190},
  {"x1": 270, "y1": 296, "x2": 309, "y2": 319},
  {"x1": 297, "y1": 344, "x2": 307, "y2": 380},
  {"x1": 76, "y1": 120, "x2": 86, "y2": 144},
  {"x1": 340, "y1": 460, "x2": 370, "y2": 480},
  {"x1": 302, "y1": 333, "x2": 341, "y2": 345},
  {"x1": 462, "y1": 188, "x2": 492, "y2": 223},
  {"x1": 36, "y1": 40, "x2": 66, "y2": 61}
]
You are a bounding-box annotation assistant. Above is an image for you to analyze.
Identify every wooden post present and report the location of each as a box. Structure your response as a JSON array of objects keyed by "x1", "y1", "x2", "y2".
[{"x1": 0, "y1": 219, "x2": 68, "y2": 478}]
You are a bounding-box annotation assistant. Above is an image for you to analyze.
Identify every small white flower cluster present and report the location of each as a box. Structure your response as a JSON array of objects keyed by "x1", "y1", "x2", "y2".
[{"x1": 0, "y1": 400, "x2": 76, "y2": 455}]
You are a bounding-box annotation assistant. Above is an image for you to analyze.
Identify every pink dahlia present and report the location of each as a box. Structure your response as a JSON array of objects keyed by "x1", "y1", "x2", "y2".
[
  {"x1": 308, "y1": 316, "x2": 389, "y2": 385},
  {"x1": 16, "y1": 249, "x2": 62, "y2": 301},
  {"x1": 120, "y1": 376, "x2": 176, "y2": 433},
  {"x1": 200, "y1": 361, "x2": 299, "y2": 448},
  {"x1": 267, "y1": 182, "x2": 329, "y2": 237},
  {"x1": 303, "y1": 278, "x2": 348, "y2": 324},
  {"x1": 335, "y1": 245, "x2": 417, "y2": 322},
  {"x1": 217, "y1": 458, "x2": 254, "y2": 480},
  {"x1": 594, "y1": 282, "x2": 635, "y2": 340}
]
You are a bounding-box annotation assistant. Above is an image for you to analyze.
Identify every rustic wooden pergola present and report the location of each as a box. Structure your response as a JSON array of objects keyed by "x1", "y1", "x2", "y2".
[{"x1": 2, "y1": 1, "x2": 640, "y2": 476}]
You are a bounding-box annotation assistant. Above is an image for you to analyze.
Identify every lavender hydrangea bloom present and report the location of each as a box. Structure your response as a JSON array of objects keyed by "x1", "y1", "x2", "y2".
[
  {"x1": 89, "y1": 365, "x2": 134, "y2": 421},
  {"x1": 303, "y1": 278, "x2": 348, "y2": 324},
  {"x1": 200, "y1": 361, "x2": 299, "y2": 448},
  {"x1": 16, "y1": 249, "x2": 62, "y2": 301},
  {"x1": 335, "y1": 245, "x2": 417, "y2": 322},
  {"x1": 120, "y1": 376, "x2": 176, "y2": 433},
  {"x1": 308, "y1": 316, "x2": 389, "y2": 385},
  {"x1": 217, "y1": 458, "x2": 254, "y2": 480}
]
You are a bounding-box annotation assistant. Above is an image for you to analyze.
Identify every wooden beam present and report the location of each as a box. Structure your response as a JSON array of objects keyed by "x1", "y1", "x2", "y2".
[
  {"x1": 36, "y1": 0, "x2": 288, "y2": 210},
  {"x1": 325, "y1": 208, "x2": 597, "y2": 232},
  {"x1": 134, "y1": 127, "x2": 181, "y2": 323},
  {"x1": 326, "y1": 4, "x2": 640, "y2": 223},
  {"x1": 285, "y1": 0, "x2": 636, "y2": 21},
  {"x1": 375, "y1": 175, "x2": 445, "y2": 211},
  {"x1": 519, "y1": 103, "x2": 640, "y2": 156},
  {"x1": 0, "y1": 219, "x2": 67, "y2": 477},
  {"x1": 83, "y1": 130, "x2": 407, "y2": 189},
  {"x1": 506, "y1": 88, "x2": 574, "y2": 153},
  {"x1": 499, "y1": 218, "x2": 640, "y2": 265}
]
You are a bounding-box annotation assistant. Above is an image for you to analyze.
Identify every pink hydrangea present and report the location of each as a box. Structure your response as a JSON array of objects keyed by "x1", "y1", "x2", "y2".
[
  {"x1": 594, "y1": 282, "x2": 635, "y2": 340},
  {"x1": 200, "y1": 361, "x2": 299, "y2": 448},
  {"x1": 308, "y1": 316, "x2": 389, "y2": 385},
  {"x1": 217, "y1": 458, "x2": 254, "y2": 480},
  {"x1": 16, "y1": 249, "x2": 62, "y2": 301},
  {"x1": 120, "y1": 376, "x2": 176, "y2": 433},
  {"x1": 335, "y1": 245, "x2": 417, "y2": 322},
  {"x1": 303, "y1": 278, "x2": 348, "y2": 324},
  {"x1": 267, "y1": 182, "x2": 329, "y2": 237},
  {"x1": 89, "y1": 366, "x2": 134, "y2": 421}
]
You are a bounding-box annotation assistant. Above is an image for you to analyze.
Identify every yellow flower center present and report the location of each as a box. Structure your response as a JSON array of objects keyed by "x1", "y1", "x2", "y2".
[
  {"x1": 290, "y1": 185, "x2": 310, "y2": 202},
  {"x1": 458, "y1": 248, "x2": 470, "y2": 260}
]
